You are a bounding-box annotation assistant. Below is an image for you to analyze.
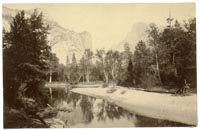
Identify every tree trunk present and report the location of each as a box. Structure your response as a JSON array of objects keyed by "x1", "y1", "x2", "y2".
[
  {"x1": 104, "y1": 70, "x2": 109, "y2": 83},
  {"x1": 77, "y1": 74, "x2": 83, "y2": 83},
  {"x1": 111, "y1": 67, "x2": 117, "y2": 86},
  {"x1": 111, "y1": 68, "x2": 115, "y2": 81},
  {"x1": 49, "y1": 70, "x2": 52, "y2": 83},
  {"x1": 83, "y1": 74, "x2": 86, "y2": 82},
  {"x1": 156, "y1": 54, "x2": 161, "y2": 81},
  {"x1": 86, "y1": 71, "x2": 90, "y2": 83},
  {"x1": 49, "y1": 87, "x2": 52, "y2": 101},
  {"x1": 67, "y1": 74, "x2": 70, "y2": 83}
]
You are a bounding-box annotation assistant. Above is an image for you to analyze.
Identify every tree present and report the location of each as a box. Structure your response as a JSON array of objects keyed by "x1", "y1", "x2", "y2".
[
  {"x1": 79, "y1": 56, "x2": 87, "y2": 82},
  {"x1": 133, "y1": 41, "x2": 151, "y2": 84},
  {"x1": 183, "y1": 18, "x2": 196, "y2": 88},
  {"x1": 48, "y1": 53, "x2": 59, "y2": 82},
  {"x1": 96, "y1": 49, "x2": 109, "y2": 83},
  {"x1": 105, "y1": 50, "x2": 121, "y2": 84},
  {"x1": 3, "y1": 10, "x2": 50, "y2": 105},
  {"x1": 90, "y1": 61, "x2": 103, "y2": 81},
  {"x1": 123, "y1": 42, "x2": 132, "y2": 64},
  {"x1": 117, "y1": 43, "x2": 133, "y2": 86},
  {"x1": 147, "y1": 23, "x2": 162, "y2": 83},
  {"x1": 84, "y1": 49, "x2": 93, "y2": 83},
  {"x1": 69, "y1": 53, "x2": 79, "y2": 84},
  {"x1": 173, "y1": 18, "x2": 196, "y2": 87},
  {"x1": 72, "y1": 53, "x2": 77, "y2": 65},
  {"x1": 184, "y1": 18, "x2": 196, "y2": 69},
  {"x1": 65, "y1": 56, "x2": 71, "y2": 82},
  {"x1": 55, "y1": 64, "x2": 66, "y2": 82},
  {"x1": 159, "y1": 19, "x2": 181, "y2": 85},
  {"x1": 46, "y1": 53, "x2": 67, "y2": 82},
  {"x1": 125, "y1": 59, "x2": 134, "y2": 86},
  {"x1": 159, "y1": 18, "x2": 196, "y2": 88}
]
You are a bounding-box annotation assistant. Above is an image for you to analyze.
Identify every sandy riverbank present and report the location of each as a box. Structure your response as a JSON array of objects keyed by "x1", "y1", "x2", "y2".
[{"x1": 71, "y1": 86, "x2": 197, "y2": 125}]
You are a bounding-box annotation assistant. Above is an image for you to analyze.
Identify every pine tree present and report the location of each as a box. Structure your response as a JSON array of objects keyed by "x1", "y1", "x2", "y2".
[
  {"x1": 72, "y1": 53, "x2": 77, "y2": 65},
  {"x1": 3, "y1": 10, "x2": 50, "y2": 105},
  {"x1": 126, "y1": 59, "x2": 134, "y2": 86},
  {"x1": 133, "y1": 41, "x2": 151, "y2": 84},
  {"x1": 70, "y1": 53, "x2": 79, "y2": 84}
]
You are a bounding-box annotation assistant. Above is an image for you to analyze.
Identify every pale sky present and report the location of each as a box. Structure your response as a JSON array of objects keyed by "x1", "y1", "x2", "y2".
[{"x1": 4, "y1": 3, "x2": 196, "y2": 50}]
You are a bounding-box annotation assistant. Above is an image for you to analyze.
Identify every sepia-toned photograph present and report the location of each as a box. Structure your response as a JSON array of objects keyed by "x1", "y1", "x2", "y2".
[{"x1": 2, "y1": 2, "x2": 197, "y2": 128}]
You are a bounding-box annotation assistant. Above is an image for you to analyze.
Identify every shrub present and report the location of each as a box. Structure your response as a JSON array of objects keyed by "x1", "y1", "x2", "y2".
[
  {"x1": 106, "y1": 88, "x2": 117, "y2": 93},
  {"x1": 120, "y1": 90, "x2": 126, "y2": 94},
  {"x1": 102, "y1": 83, "x2": 108, "y2": 88},
  {"x1": 19, "y1": 79, "x2": 49, "y2": 107}
]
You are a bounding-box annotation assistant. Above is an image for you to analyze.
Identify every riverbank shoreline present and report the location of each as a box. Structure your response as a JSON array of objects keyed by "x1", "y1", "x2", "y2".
[{"x1": 71, "y1": 86, "x2": 197, "y2": 126}]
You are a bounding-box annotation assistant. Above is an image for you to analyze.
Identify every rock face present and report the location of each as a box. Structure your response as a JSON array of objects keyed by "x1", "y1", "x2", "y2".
[
  {"x1": 2, "y1": 6, "x2": 92, "y2": 64},
  {"x1": 112, "y1": 22, "x2": 148, "y2": 52}
]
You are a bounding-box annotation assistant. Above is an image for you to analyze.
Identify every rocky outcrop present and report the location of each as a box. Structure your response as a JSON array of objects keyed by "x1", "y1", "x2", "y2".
[
  {"x1": 112, "y1": 22, "x2": 148, "y2": 52},
  {"x1": 3, "y1": 6, "x2": 92, "y2": 64}
]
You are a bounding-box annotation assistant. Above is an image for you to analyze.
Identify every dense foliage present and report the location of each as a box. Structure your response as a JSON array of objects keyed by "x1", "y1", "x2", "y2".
[
  {"x1": 3, "y1": 10, "x2": 50, "y2": 106},
  {"x1": 64, "y1": 17, "x2": 196, "y2": 89}
]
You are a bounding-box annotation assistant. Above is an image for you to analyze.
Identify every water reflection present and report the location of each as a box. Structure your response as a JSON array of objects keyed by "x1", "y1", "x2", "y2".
[
  {"x1": 49, "y1": 87, "x2": 190, "y2": 128},
  {"x1": 79, "y1": 96, "x2": 94, "y2": 123}
]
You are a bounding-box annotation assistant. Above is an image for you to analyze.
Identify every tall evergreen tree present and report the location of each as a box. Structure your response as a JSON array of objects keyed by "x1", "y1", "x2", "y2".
[
  {"x1": 72, "y1": 53, "x2": 77, "y2": 65},
  {"x1": 69, "y1": 53, "x2": 79, "y2": 84},
  {"x1": 133, "y1": 41, "x2": 151, "y2": 84},
  {"x1": 3, "y1": 10, "x2": 50, "y2": 105},
  {"x1": 125, "y1": 59, "x2": 134, "y2": 86}
]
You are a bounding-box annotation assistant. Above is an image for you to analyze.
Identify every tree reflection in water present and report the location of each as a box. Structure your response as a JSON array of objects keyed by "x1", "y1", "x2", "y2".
[
  {"x1": 96, "y1": 100, "x2": 106, "y2": 122},
  {"x1": 51, "y1": 88, "x2": 67, "y2": 106},
  {"x1": 95, "y1": 100, "x2": 126, "y2": 122},
  {"x1": 105, "y1": 103, "x2": 124, "y2": 120},
  {"x1": 79, "y1": 96, "x2": 94, "y2": 123},
  {"x1": 49, "y1": 88, "x2": 190, "y2": 127},
  {"x1": 66, "y1": 91, "x2": 80, "y2": 108}
]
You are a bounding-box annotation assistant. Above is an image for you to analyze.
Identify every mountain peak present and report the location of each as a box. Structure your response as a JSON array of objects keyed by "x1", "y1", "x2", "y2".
[{"x1": 111, "y1": 22, "x2": 148, "y2": 52}]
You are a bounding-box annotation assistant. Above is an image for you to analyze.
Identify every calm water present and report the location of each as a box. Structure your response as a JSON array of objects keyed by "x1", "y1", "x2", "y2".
[{"x1": 48, "y1": 87, "x2": 189, "y2": 128}]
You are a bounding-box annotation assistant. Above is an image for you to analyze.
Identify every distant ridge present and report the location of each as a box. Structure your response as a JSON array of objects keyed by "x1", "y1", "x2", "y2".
[{"x1": 3, "y1": 6, "x2": 93, "y2": 64}]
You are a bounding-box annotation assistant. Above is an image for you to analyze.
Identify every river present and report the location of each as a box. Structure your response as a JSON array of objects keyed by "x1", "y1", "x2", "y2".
[{"x1": 45, "y1": 87, "x2": 190, "y2": 128}]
